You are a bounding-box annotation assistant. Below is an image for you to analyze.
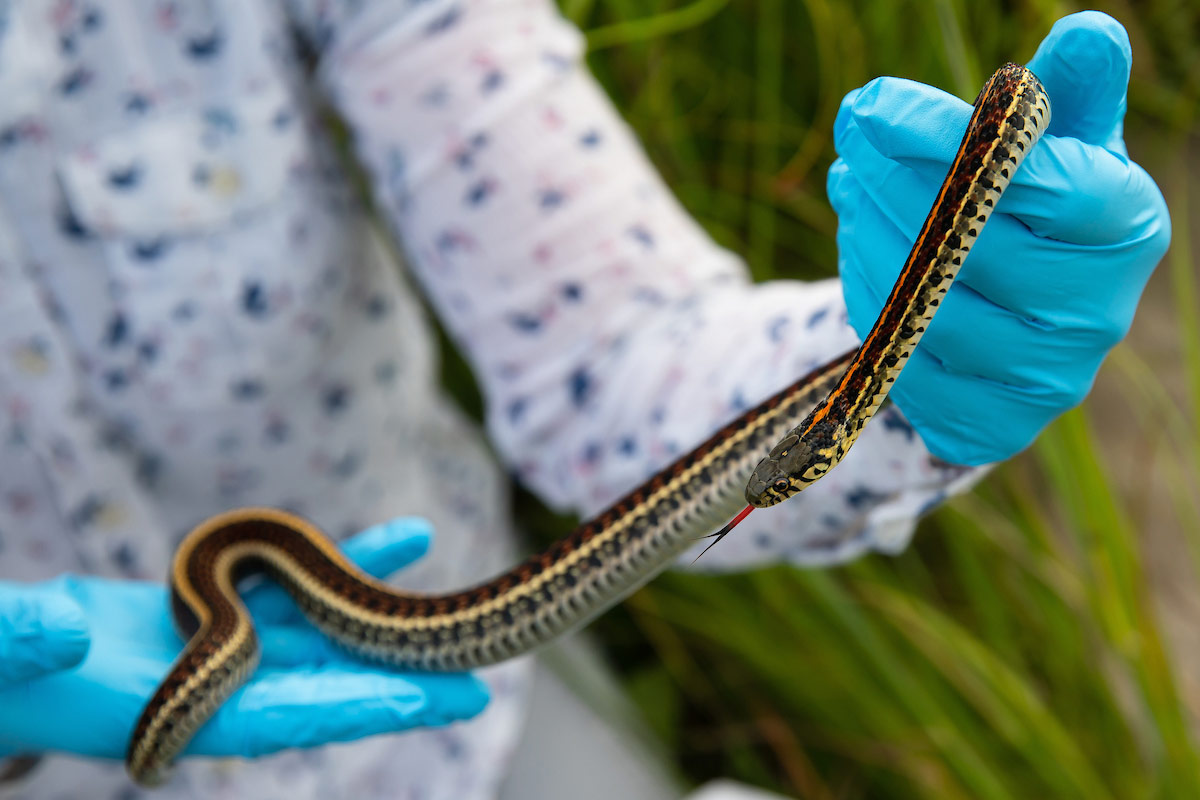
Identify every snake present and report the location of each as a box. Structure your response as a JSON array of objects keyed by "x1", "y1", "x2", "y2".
[{"x1": 126, "y1": 63, "x2": 1050, "y2": 785}]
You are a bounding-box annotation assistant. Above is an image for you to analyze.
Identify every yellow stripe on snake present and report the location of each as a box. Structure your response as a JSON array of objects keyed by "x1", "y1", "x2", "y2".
[{"x1": 127, "y1": 63, "x2": 1051, "y2": 786}]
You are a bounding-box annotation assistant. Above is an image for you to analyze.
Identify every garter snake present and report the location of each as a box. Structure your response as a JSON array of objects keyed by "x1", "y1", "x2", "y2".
[{"x1": 127, "y1": 63, "x2": 1050, "y2": 785}]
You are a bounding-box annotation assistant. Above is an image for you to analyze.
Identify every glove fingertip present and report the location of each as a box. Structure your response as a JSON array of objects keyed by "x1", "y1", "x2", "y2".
[
  {"x1": 836, "y1": 76, "x2": 970, "y2": 164},
  {"x1": 410, "y1": 674, "x2": 491, "y2": 726},
  {"x1": 1039, "y1": 11, "x2": 1132, "y2": 65},
  {"x1": 30, "y1": 592, "x2": 89, "y2": 666},
  {"x1": 844, "y1": 77, "x2": 887, "y2": 130},
  {"x1": 1027, "y1": 11, "x2": 1131, "y2": 147},
  {"x1": 834, "y1": 78, "x2": 895, "y2": 152},
  {"x1": 833, "y1": 87, "x2": 864, "y2": 141},
  {"x1": 1130, "y1": 161, "x2": 1173, "y2": 261},
  {"x1": 38, "y1": 593, "x2": 90, "y2": 669},
  {"x1": 453, "y1": 674, "x2": 491, "y2": 719},
  {"x1": 0, "y1": 591, "x2": 90, "y2": 684},
  {"x1": 825, "y1": 159, "x2": 855, "y2": 212},
  {"x1": 257, "y1": 625, "x2": 339, "y2": 668},
  {"x1": 341, "y1": 517, "x2": 433, "y2": 577}
]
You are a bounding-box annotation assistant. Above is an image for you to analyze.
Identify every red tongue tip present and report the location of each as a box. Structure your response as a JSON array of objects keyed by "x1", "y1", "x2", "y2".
[
  {"x1": 728, "y1": 504, "x2": 754, "y2": 530},
  {"x1": 692, "y1": 505, "x2": 755, "y2": 564}
]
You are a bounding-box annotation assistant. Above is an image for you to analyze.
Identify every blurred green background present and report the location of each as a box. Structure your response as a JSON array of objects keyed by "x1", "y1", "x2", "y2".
[{"x1": 442, "y1": 1, "x2": 1200, "y2": 797}]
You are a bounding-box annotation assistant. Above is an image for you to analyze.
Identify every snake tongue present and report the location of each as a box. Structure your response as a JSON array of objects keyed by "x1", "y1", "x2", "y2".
[{"x1": 692, "y1": 505, "x2": 755, "y2": 563}]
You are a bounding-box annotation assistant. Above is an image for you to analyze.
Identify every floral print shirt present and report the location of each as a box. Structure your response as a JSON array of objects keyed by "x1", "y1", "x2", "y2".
[{"x1": 0, "y1": 1, "x2": 978, "y2": 798}]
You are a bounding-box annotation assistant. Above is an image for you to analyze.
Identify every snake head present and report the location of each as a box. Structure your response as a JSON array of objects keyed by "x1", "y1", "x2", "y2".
[{"x1": 745, "y1": 425, "x2": 835, "y2": 508}]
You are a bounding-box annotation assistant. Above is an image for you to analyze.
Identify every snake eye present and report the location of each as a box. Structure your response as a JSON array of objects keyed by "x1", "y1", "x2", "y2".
[{"x1": 772, "y1": 478, "x2": 790, "y2": 494}]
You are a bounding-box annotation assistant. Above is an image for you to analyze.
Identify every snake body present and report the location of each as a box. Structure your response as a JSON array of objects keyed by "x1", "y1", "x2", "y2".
[{"x1": 127, "y1": 63, "x2": 1050, "y2": 785}]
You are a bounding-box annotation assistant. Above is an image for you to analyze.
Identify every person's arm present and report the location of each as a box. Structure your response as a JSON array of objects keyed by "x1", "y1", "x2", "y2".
[{"x1": 294, "y1": 3, "x2": 1167, "y2": 566}]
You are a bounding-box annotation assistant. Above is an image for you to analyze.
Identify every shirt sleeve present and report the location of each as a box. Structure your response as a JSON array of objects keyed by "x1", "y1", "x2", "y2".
[{"x1": 285, "y1": 0, "x2": 986, "y2": 568}]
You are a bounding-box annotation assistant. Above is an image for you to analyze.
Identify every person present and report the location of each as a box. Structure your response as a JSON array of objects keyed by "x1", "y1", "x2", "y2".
[{"x1": 0, "y1": 2, "x2": 1169, "y2": 799}]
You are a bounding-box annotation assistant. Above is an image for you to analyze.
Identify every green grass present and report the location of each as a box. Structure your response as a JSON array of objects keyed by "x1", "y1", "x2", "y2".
[{"x1": 455, "y1": 1, "x2": 1200, "y2": 797}]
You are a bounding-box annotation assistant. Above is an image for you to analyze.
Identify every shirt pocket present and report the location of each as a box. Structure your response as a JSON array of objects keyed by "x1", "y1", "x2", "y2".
[
  {"x1": 58, "y1": 76, "x2": 309, "y2": 234},
  {"x1": 55, "y1": 81, "x2": 347, "y2": 411}
]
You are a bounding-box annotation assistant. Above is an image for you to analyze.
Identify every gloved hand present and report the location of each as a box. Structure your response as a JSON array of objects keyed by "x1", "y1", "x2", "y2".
[
  {"x1": 0, "y1": 517, "x2": 488, "y2": 761},
  {"x1": 830, "y1": 11, "x2": 1171, "y2": 465}
]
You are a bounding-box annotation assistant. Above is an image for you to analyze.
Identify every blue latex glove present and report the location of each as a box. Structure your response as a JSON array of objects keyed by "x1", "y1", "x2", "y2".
[
  {"x1": 830, "y1": 11, "x2": 1171, "y2": 465},
  {"x1": 0, "y1": 518, "x2": 488, "y2": 761}
]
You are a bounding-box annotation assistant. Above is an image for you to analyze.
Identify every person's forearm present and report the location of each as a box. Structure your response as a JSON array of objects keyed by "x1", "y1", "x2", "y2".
[{"x1": 310, "y1": 0, "x2": 979, "y2": 565}]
